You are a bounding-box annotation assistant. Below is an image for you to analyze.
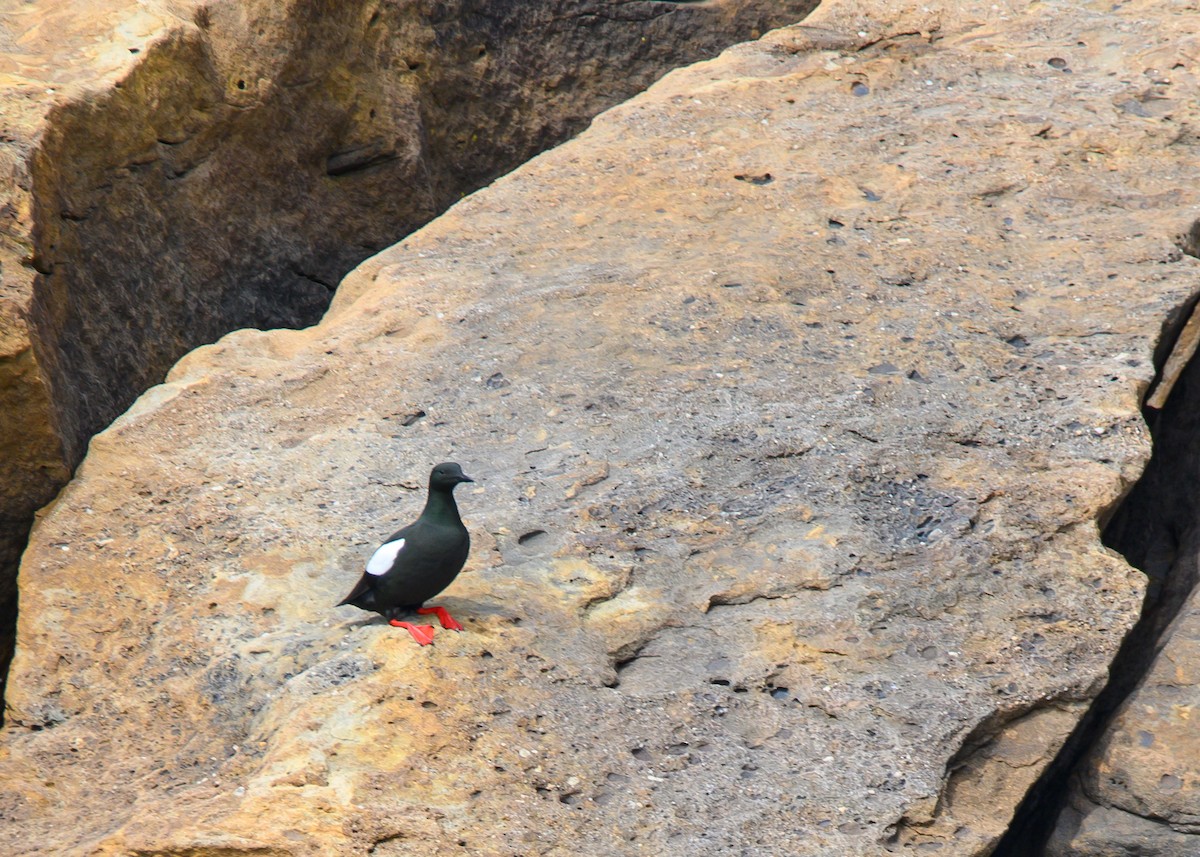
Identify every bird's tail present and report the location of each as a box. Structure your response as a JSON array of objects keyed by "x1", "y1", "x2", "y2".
[{"x1": 337, "y1": 574, "x2": 375, "y2": 608}]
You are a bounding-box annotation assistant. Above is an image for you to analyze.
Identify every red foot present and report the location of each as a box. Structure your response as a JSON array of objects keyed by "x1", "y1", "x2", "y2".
[
  {"x1": 389, "y1": 620, "x2": 436, "y2": 645},
  {"x1": 417, "y1": 606, "x2": 464, "y2": 632}
]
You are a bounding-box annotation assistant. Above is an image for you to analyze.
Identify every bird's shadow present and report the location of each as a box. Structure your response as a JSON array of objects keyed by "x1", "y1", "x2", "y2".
[{"x1": 338, "y1": 595, "x2": 514, "y2": 630}]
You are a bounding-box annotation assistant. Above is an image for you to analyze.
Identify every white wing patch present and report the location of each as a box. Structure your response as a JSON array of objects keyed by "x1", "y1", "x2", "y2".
[{"x1": 366, "y1": 538, "x2": 405, "y2": 575}]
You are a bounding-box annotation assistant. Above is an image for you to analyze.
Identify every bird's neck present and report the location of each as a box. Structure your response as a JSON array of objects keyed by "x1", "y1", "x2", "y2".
[{"x1": 422, "y1": 488, "x2": 463, "y2": 526}]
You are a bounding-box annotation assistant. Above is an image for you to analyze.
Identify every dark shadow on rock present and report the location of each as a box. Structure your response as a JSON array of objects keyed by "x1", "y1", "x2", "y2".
[{"x1": 994, "y1": 284, "x2": 1200, "y2": 855}]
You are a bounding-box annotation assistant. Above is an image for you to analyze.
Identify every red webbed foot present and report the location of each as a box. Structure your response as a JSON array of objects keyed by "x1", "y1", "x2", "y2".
[
  {"x1": 417, "y1": 606, "x2": 464, "y2": 632},
  {"x1": 389, "y1": 620, "x2": 436, "y2": 645}
]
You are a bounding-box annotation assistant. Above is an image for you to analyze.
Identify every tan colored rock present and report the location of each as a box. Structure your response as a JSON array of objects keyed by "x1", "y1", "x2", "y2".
[
  {"x1": 1047, "y1": 590, "x2": 1200, "y2": 856},
  {"x1": 3, "y1": 0, "x2": 1200, "y2": 853},
  {"x1": 1046, "y1": 288, "x2": 1200, "y2": 853},
  {"x1": 0, "y1": 0, "x2": 818, "y2": 685}
]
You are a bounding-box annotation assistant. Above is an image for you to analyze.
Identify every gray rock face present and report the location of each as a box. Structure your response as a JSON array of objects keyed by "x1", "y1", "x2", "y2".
[
  {"x1": 2, "y1": 0, "x2": 1200, "y2": 853},
  {"x1": 0, "y1": 0, "x2": 818, "y2": 693},
  {"x1": 1045, "y1": 301, "x2": 1200, "y2": 855}
]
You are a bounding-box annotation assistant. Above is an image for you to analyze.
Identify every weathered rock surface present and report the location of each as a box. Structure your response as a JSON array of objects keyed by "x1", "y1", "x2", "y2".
[
  {"x1": 0, "y1": 0, "x2": 817, "y2": 687},
  {"x1": 1045, "y1": 295, "x2": 1200, "y2": 851},
  {"x1": 3, "y1": 0, "x2": 1200, "y2": 853}
]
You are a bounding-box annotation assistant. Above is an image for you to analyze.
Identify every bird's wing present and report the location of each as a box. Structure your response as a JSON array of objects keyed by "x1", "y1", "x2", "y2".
[
  {"x1": 366, "y1": 537, "x2": 406, "y2": 575},
  {"x1": 338, "y1": 525, "x2": 415, "y2": 608}
]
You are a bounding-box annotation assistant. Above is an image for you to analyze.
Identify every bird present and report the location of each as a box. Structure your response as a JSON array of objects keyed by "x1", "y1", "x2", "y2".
[{"x1": 338, "y1": 462, "x2": 474, "y2": 645}]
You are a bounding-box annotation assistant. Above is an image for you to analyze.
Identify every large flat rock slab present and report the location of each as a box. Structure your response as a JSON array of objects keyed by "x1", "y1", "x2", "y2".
[
  {"x1": 0, "y1": 0, "x2": 816, "y2": 681},
  {"x1": 3, "y1": 0, "x2": 1200, "y2": 853}
]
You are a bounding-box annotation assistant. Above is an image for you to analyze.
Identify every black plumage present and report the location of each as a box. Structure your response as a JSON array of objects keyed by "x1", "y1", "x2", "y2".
[{"x1": 338, "y1": 462, "x2": 473, "y2": 644}]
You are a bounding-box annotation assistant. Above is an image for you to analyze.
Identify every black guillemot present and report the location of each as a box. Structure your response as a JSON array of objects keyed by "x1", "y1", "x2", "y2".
[{"x1": 338, "y1": 462, "x2": 473, "y2": 645}]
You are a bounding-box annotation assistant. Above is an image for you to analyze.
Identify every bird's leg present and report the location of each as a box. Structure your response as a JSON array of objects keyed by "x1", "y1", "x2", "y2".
[
  {"x1": 388, "y1": 620, "x2": 436, "y2": 646},
  {"x1": 417, "y1": 606, "x2": 464, "y2": 632}
]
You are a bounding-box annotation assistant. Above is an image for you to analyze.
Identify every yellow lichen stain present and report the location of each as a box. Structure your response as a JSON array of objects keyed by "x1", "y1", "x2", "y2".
[
  {"x1": 1175, "y1": 661, "x2": 1190, "y2": 686},
  {"x1": 548, "y1": 557, "x2": 626, "y2": 608},
  {"x1": 753, "y1": 619, "x2": 847, "y2": 669},
  {"x1": 587, "y1": 586, "x2": 655, "y2": 623},
  {"x1": 239, "y1": 551, "x2": 295, "y2": 579},
  {"x1": 803, "y1": 524, "x2": 838, "y2": 546},
  {"x1": 564, "y1": 460, "x2": 609, "y2": 499},
  {"x1": 207, "y1": 576, "x2": 248, "y2": 607},
  {"x1": 585, "y1": 586, "x2": 670, "y2": 656}
]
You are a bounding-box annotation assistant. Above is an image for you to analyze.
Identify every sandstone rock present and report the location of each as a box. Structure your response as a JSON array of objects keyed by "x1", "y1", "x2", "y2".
[
  {"x1": 1044, "y1": 287, "x2": 1200, "y2": 854},
  {"x1": 0, "y1": 0, "x2": 818, "y2": 693},
  {"x1": 3, "y1": 0, "x2": 1199, "y2": 853}
]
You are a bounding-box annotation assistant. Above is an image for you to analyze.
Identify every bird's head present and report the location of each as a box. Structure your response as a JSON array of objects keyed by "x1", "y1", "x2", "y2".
[{"x1": 430, "y1": 461, "x2": 475, "y2": 490}]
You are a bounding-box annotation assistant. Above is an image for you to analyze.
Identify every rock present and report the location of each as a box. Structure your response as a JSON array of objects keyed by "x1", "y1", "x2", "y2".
[
  {"x1": 0, "y1": 0, "x2": 819, "y2": 692},
  {"x1": 1044, "y1": 288, "x2": 1200, "y2": 854},
  {"x1": 2, "y1": 0, "x2": 1199, "y2": 852}
]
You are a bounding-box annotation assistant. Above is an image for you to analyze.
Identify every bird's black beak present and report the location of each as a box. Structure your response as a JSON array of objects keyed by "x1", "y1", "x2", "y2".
[{"x1": 460, "y1": 474, "x2": 475, "y2": 483}]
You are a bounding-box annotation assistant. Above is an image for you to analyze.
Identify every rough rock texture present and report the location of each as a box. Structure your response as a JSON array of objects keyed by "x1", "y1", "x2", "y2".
[
  {"x1": 3, "y1": 0, "x2": 1200, "y2": 853},
  {"x1": 0, "y1": 0, "x2": 818, "y2": 686},
  {"x1": 1045, "y1": 294, "x2": 1200, "y2": 851}
]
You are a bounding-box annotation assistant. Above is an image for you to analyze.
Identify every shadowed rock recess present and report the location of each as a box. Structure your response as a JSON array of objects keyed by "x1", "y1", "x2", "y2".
[
  {"x1": 992, "y1": 280, "x2": 1200, "y2": 854},
  {"x1": 1035, "y1": 255, "x2": 1200, "y2": 854},
  {"x1": 5, "y1": 0, "x2": 1200, "y2": 853},
  {"x1": 0, "y1": 0, "x2": 817, "y2": 704}
]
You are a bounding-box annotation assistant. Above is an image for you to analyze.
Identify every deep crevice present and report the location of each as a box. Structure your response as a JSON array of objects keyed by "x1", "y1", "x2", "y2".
[
  {"x1": 994, "y1": 285, "x2": 1200, "y2": 855},
  {"x1": 0, "y1": 519, "x2": 25, "y2": 715}
]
